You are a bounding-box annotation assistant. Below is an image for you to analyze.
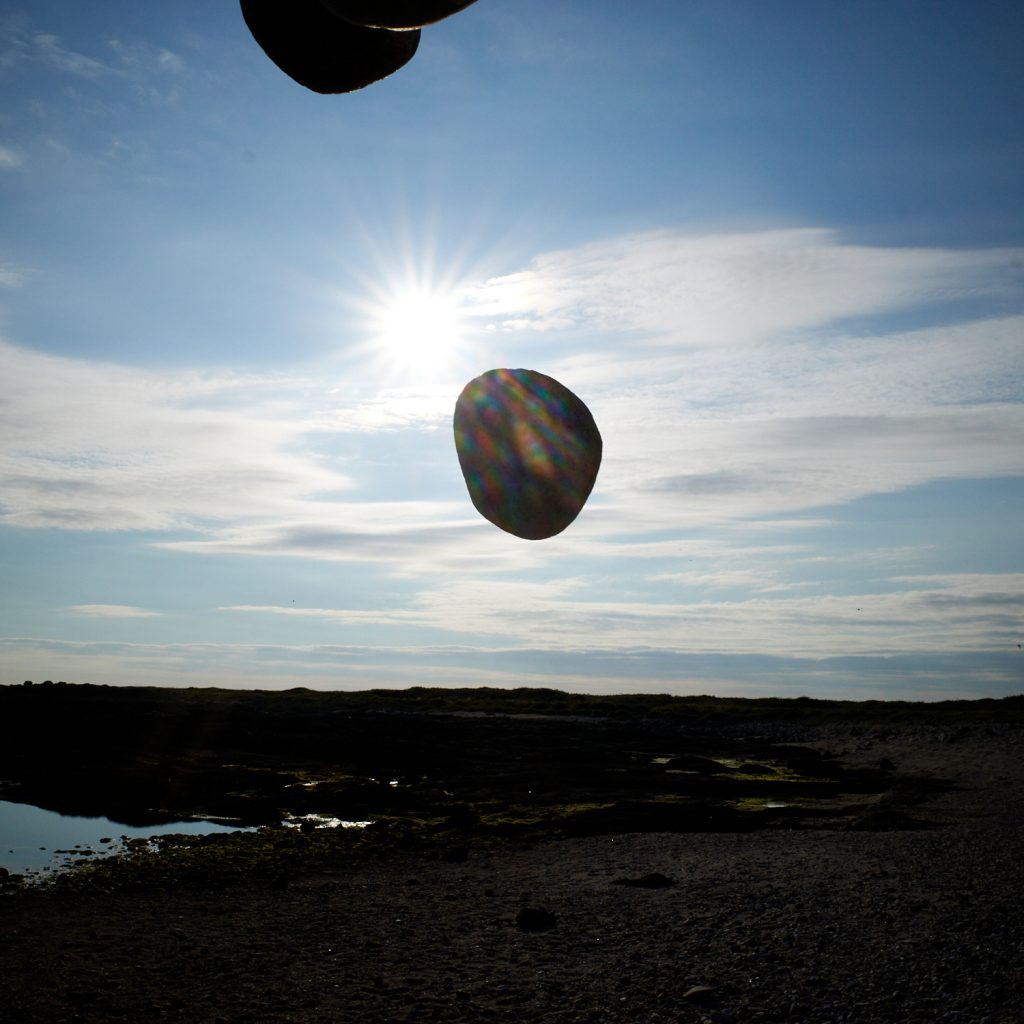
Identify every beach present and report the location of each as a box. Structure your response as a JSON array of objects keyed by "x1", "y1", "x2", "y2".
[{"x1": 3, "y1": 722, "x2": 1021, "y2": 1024}]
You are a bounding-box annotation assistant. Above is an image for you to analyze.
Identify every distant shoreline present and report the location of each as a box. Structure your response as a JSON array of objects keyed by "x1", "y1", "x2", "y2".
[
  {"x1": 2, "y1": 681, "x2": 1022, "y2": 895},
  {"x1": 4, "y1": 679, "x2": 1023, "y2": 724}
]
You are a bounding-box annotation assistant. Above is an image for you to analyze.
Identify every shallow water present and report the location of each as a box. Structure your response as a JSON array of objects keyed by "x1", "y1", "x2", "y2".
[{"x1": 0, "y1": 799, "x2": 255, "y2": 877}]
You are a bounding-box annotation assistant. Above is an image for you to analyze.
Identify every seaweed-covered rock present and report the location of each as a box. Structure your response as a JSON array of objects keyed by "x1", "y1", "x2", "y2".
[{"x1": 664, "y1": 755, "x2": 722, "y2": 774}]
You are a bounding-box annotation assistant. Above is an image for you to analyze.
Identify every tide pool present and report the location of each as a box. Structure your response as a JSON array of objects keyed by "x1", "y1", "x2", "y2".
[{"x1": 0, "y1": 799, "x2": 254, "y2": 877}]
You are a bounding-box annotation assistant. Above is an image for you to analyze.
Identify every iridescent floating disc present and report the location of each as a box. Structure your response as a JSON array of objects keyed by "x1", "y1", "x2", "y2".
[
  {"x1": 319, "y1": 1, "x2": 479, "y2": 30},
  {"x1": 454, "y1": 368, "x2": 603, "y2": 540},
  {"x1": 240, "y1": 0, "x2": 419, "y2": 94}
]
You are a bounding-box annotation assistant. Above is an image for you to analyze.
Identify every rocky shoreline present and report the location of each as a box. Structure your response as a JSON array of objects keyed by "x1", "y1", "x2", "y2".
[{"x1": 3, "y1": 722, "x2": 1022, "y2": 1024}]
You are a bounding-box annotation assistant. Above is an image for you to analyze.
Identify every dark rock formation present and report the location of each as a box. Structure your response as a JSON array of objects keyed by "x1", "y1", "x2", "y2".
[
  {"x1": 240, "y1": 0, "x2": 419, "y2": 94},
  {"x1": 320, "y1": 1, "x2": 478, "y2": 30},
  {"x1": 611, "y1": 872, "x2": 675, "y2": 888},
  {"x1": 0, "y1": 684, "x2": 967, "y2": 847},
  {"x1": 515, "y1": 907, "x2": 556, "y2": 932}
]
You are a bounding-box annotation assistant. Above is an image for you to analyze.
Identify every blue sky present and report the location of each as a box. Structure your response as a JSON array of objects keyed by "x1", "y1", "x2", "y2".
[{"x1": 1, "y1": 0, "x2": 1022, "y2": 698}]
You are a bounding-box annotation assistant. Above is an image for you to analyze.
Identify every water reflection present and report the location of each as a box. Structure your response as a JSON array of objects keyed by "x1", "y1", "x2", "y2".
[
  {"x1": 285, "y1": 813, "x2": 372, "y2": 830},
  {"x1": 0, "y1": 800, "x2": 255, "y2": 877}
]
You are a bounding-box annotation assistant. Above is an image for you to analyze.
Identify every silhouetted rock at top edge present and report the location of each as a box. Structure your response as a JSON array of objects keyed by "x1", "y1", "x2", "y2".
[
  {"x1": 240, "y1": 0, "x2": 419, "y2": 94},
  {"x1": 516, "y1": 907, "x2": 556, "y2": 932},
  {"x1": 454, "y1": 368, "x2": 603, "y2": 541},
  {"x1": 320, "y1": 1, "x2": 479, "y2": 30}
]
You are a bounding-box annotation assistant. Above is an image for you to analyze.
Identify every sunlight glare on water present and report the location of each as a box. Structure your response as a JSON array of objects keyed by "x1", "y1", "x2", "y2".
[{"x1": 0, "y1": 800, "x2": 255, "y2": 877}]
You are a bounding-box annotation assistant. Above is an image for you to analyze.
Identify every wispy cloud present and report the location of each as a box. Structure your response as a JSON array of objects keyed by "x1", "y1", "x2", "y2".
[
  {"x1": 0, "y1": 23, "x2": 186, "y2": 118},
  {"x1": 467, "y1": 231, "x2": 1024, "y2": 534},
  {"x1": 0, "y1": 144, "x2": 21, "y2": 169},
  {"x1": 68, "y1": 604, "x2": 161, "y2": 619},
  {"x1": 317, "y1": 385, "x2": 455, "y2": 433},
  {"x1": 2, "y1": 635, "x2": 1018, "y2": 699},
  {"x1": 30, "y1": 32, "x2": 118, "y2": 79},
  {"x1": 158, "y1": 504, "x2": 563, "y2": 578},
  {"x1": 27, "y1": 32, "x2": 185, "y2": 82},
  {"x1": 107, "y1": 38, "x2": 185, "y2": 75},
  {"x1": 218, "y1": 572, "x2": 1024, "y2": 659},
  {"x1": 0, "y1": 263, "x2": 28, "y2": 287},
  {"x1": 0, "y1": 340, "x2": 350, "y2": 531},
  {"x1": 3, "y1": 227, "x2": 1022, "y2": 592},
  {"x1": 152, "y1": 233, "x2": 1023, "y2": 571},
  {"x1": 466, "y1": 227, "x2": 1023, "y2": 345}
]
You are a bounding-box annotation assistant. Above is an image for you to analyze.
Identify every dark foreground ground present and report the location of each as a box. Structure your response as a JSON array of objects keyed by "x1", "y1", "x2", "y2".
[{"x1": 1, "y1": 686, "x2": 1022, "y2": 1023}]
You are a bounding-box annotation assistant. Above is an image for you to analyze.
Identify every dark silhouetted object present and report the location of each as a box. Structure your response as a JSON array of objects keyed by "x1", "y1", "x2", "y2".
[
  {"x1": 240, "y1": 0, "x2": 419, "y2": 94},
  {"x1": 516, "y1": 906, "x2": 556, "y2": 931},
  {"x1": 611, "y1": 872, "x2": 676, "y2": 888},
  {"x1": 320, "y1": 1, "x2": 478, "y2": 30},
  {"x1": 454, "y1": 368, "x2": 602, "y2": 540}
]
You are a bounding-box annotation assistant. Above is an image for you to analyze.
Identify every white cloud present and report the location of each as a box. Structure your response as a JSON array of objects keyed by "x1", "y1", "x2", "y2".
[
  {"x1": 0, "y1": 27, "x2": 185, "y2": 115},
  {"x1": 0, "y1": 145, "x2": 21, "y2": 169},
  {"x1": 3, "y1": 227, "x2": 1022, "y2": 590},
  {"x1": 158, "y1": 505, "x2": 553, "y2": 577},
  {"x1": 0, "y1": 263, "x2": 28, "y2": 288},
  {"x1": 26, "y1": 32, "x2": 186, "y2": 81},
  {"x1": 647, "y1": 567, "x2": 804, "y2": 592},
  {"x1": 31, "y1": 32, "x2": 118, "y2": 78},
  {"x1": 466, "y1": 227, "x2": 1023, "y2": 345},
  {"x1": 68, "y1": 604, "x2": 161, "y2": 618},
  {"x1": 452, "y1": 228, "x2": 1024, "y2": 530},
  {"x1": 0, "y1": 635, "x2": 1017, "y2": 699},
  {"x1": 157, "y1": 49, "x2": 185, "y2": 74},
  {"x1": 317, "y1": 385, "x2": 455, "y2": 432},
  {"x1": 405, "y1": 574, "x2": 1024, "y2": 656},
  {"x1": 601, "y1": 405, "x2": 1024, "y2": 527},
  {"x1": 217, "y1": 571, "x2": 1024, "y2": 659},
  {"x1": 160, "y1": 337, "x2": 1023, "y2": 573},
  {"x1": 106, "y1": 39, "x2": 185, "y2": 75},
  {"x1": 0, "y1": 340, "x2": 351, "y2": 531}
]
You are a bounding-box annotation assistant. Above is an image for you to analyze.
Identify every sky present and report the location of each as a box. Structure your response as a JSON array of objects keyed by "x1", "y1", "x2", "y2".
[{"x1": 1, "y1": 0, "x2": 1022, "y2": 700}]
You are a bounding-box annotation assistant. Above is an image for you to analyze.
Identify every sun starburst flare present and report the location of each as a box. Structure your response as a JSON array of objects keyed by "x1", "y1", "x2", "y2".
[{"x1": 370, "y1": 283, "x2": 466, "y2": 377}]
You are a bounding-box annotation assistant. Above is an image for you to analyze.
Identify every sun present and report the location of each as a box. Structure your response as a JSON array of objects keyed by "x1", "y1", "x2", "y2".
[
  {"x1": 333, "y1": 219, "x2": 494, "y2": 385},
  {"x1": 369, "y1": 282, "x2": 466, "y2": 378}
]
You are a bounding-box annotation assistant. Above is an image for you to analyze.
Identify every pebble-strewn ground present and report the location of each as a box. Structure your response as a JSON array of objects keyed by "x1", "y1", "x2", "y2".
[{"x1": 2, "y1": 727, "x2": 1021, "y2": 1024}]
